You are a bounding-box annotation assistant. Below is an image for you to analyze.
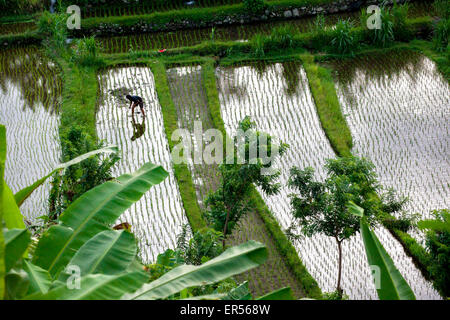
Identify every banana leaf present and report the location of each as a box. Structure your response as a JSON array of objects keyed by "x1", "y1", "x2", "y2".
[
  {"x1": 58, "y1": 230, "x2": 137, "y2": 282},
  {"x1": 23, "y1": 260, "x2": 52, "y2": 295},
  {"x1": 14, "y1": 145, "x2": 118, "y2": 207},
  {"x1": 32, "y1": 162, "x2": 168, "y2": 278},
  {"x1": 256, "y1": 287, "x2": 294, "y2": 300},
  {"x1": 124, "y1": 240, "x2": 267, "y2": 300},
  {"x1": 24, "y1": 272, "x2": 149, "y2": 300},
  {"x1": 4, "y1": 229, "x2": 30, "y2": 272},
  {"x1": 360, "y1": 220, "x2": 415, "y2": 300}
]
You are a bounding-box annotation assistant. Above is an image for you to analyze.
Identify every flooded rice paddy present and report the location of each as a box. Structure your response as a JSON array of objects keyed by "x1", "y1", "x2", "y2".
[
  {"x1": 97, "y1": 66, "x2": 189, "y2": 263},
  {"x1": 331, "y1": 51, "x2": 449, "y2": 242},
  {"x1": 215, "y1": 61, "x2": 440, "y2": 299},
  {"x1": 98, "y1": 1, "x2": 430, "y2": 54},
  {"x1": 0, "y1": 21, "x2": 36, "y2": 35},
  {"x1": 166, "y1": 66, "x2": 219, "y2": 208},
  {"x1": 0, "y1": 47, "x2": 62, "y2": 224},
  {"x1": 166, "y1": 65, "x2": 307, "y2": 298}
]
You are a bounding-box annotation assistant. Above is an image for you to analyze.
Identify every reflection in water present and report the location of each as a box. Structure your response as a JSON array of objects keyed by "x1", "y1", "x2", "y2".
[
  {"x1": 331, "y1": 50, "x2": 450, "y2": 245},
  {"x1": 216, "y1": 61, "x2": 440, "y2": 299},
  {"x1": 131, "y1": 113, "x2": 146, "y2": 141},
  {"x1": 97, "y1": 67, "x2": 189, "y2": 263},
  {"x1": 0, "y1": 47, "x2": 61, "y2": 223},
  {"x1": 0, "y1": 47, "x2": 62, "y2": 113}
]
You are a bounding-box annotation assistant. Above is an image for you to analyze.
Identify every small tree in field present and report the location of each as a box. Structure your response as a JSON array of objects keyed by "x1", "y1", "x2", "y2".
[
  {"x1": 287, "y1": 156, "x2": 405, "y2": 295},
  {"x1": 205, "y1": 116, "x2": 288, "y2": 246}
]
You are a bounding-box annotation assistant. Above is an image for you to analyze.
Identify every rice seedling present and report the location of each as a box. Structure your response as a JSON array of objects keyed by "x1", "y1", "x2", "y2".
[
  {"x1": 215, "y1": 61, "x2": 441, "y2": 299},
  {"x1": 0, "y1": 46, "x2": 62, "y2": 224},
  {"x1": 97, "y1": 66, "x2": 190, "y2": 263},
  {"x1": 166, "y1": 64, "x2": 311, "y2": 298},
  {"x1": 331, "y1": 50, "x2": 449, "y2": 246},
  {"x1": 0, "y1": 21, "x2": 36, "y2": 35},
  {"x1": 166, "y1": 66, "x2": 220, "y2": 207}
]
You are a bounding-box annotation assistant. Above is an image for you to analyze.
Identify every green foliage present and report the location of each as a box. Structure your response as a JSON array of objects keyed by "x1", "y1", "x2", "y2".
[
  {"x1": 433, "y1": 18, "x2": 449, "y2": 53},
  {"x1": 373, "y1": 6, "x2": 394, "y2": 47},
  {"x1": 330, "y1": 19, "x2": 358, "y2": 55},
  {"x1": 433, "y1": 0, "x2": 449, "y2": 19},
  {"x1": 71, "y1": 36, "x2": 105, "y2": 67},
  {"x1": 322, "y1": 290, "x2": 349, "y2": 300},
  {"x1": 0, "y1": 0, "x2": 44, "y2": 16},
  {"x1": 0, "y1": 125, "x2": 5, "y2": 297},
  {"x1": 348, "y1": 202, "x2": 415, "y2": 300},
  {"x1": 205, "y1": 116, "x2": 288, "y2": 237},
  {"x1": 125, "y1": 240, "x2": 267, "y2": 300},
  {"x1": 288, "y1": 156, "x2": 405, "y2": 293},
  {"x1": 48, "y1": 126, "x2": 119, "y2": 225},
  {"x1": 243, "y1": 0, "x2": 265, "y2": 14},
  {"x1": 392, "y1": 1, "x2": 411, "y2": 41},
  {"x1": 419, "y1": 209, "x2": 450, "y2": 297},
  {"x1": 38, "y1": 11, "x2": 69, "y2": 53},
  {"x1": 176, "y1": 226, "x2": 224, "y2": 265}
]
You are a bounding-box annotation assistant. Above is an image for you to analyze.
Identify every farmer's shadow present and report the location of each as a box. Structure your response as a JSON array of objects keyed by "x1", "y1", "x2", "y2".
[{"x1": 131, "y1": 113, "x2": 146, "y2": 141}]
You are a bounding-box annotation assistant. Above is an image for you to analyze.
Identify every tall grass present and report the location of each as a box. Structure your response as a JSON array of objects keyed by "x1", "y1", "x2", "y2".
[{"x1": 330, "y1": 19, "x2": 358, "y2": 55}]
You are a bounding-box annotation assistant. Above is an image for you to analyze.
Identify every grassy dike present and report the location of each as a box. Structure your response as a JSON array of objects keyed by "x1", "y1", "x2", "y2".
[
  {"x1": 301, "y1": 54, "x2": 352, "y2": 157},
  {"x1": 57, "y1": 60, "x2": 99, "y2": 141},
  {"x1": 302, "y1": 46, "x2": 445, "y2": 294},
  {"x1": 149, "y1": 61, "x2": 207, "y2": 232},
  {"x1": 202, "y1": 60, "x2": 322, "y2": 298}
]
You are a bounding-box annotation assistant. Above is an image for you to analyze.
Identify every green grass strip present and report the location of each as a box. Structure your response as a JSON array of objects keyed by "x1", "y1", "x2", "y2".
[
  {"x1": 305, "y1": 46, "x2": 444, "y2": 295},
  {"x1": 301, "y1": 54, "x2": 352, "y2": 157},
  {"x1": 150, "y1": 60, "x2": 206, "y2": 232},
  {"x1": 58, "y1": 60, "x2": 98, "y2": 140},
  {"x1": 202, "y1": 60, "x2": 322, "y2": 298}
]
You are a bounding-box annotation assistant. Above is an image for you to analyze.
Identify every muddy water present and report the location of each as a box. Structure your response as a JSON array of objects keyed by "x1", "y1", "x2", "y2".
[
  {"x1": 0, "y1": 47, "x2": 62, "y2": 224},
  {"x1": 97, "y1": 66, "x2": 190, "y2": 263},
  {"x1": 331, "y1": 50, "x2": 450, "y2": 244},
  {"x1": 216, "y1": 62, "x2": 440, "y2": 299}
]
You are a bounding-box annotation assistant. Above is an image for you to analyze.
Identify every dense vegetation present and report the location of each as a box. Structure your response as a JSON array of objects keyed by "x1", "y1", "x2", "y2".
[{"x1": 0, "y1": 0, "x2": 448, "y2": 301}]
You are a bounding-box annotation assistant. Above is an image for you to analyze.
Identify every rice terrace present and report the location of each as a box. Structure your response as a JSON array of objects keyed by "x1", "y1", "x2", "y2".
[{"x1": 0, "y1": 0, "x2": 448, "y2": 308}]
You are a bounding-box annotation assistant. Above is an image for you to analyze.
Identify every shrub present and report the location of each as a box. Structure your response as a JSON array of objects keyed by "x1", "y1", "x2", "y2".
[
  {"x1": 250, "y1": 33, "x2": 268, "y2": 57},
  {"x1": 0, "y1": 0, "x2": 44, "y2": 16},
  {"x1": 48, "y1": 126, "x2": 119, "y2": 222},
  {"x1": 243, "y1": 0, "x2": 265, "y2": 14},
  {"x1": 373, "y1": 6, "x2": 394, "y2": 47},
  {"x1": 433, "y1": 18, "x2": 449, "y2": 52},
  {"x1": 270, "y1": 24, "x2": 297, "y2": 49},
  {"x1": 392, "y1": 1, "x2": 411, "y2": 41},
  {"x1": 176, "y1": 226, "x2": 224, "y2": 265},
  {"x1": 433, "y1": 0, "x2": 449, "y2": 19},
  {"x1": 71, "y1": 36, "x2": 104, "y2": 66},
  {"x1": 330, "y1": 19, "x2": 358, "y2": 55},
  {"x1": 38, "y1": 11, "x2": 69, "y2": 51}
]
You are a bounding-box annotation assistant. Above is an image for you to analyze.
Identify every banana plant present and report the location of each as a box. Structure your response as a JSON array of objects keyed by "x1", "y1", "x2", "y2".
[
  {"x1": 1, "y1": 124, "x2": 272, "y2": 300},
  {"x1": 347, "y1": 201, "x2": 415, "y2": 300}
]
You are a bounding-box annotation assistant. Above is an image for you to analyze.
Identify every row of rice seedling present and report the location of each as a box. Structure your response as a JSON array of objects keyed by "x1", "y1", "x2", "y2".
[
  {"x1": 165, "y1": 64, "x2": 307, "y2": 297},
  {"x1": 331, "y1": 50, "x2": 449, "y2": 243},
  {"x1": 0, "y1": 21, "x2": 36, "y2": 35},
  {"x1": 0, "y1": 46, "x2": 62, "y2": 224},
  {"x1": 215, "y1": 61, "x2": 440, "y2": 299},
  {"x1": 166, "y1": 65, "x2": 219, "y2": 207},
  {"x1": 97, "y1": 66, "x2": 190, "y2": 263},
  {"x1": 82, "y1": 0, "x2": 242, "y2": 18},
  {"x1": 98, "y1": 11, "x2": 359, "y2": 54}
]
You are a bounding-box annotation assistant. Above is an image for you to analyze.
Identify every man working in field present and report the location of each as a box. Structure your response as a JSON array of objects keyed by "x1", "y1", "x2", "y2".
[{"x1": 126, "y1": 94, "x2": 145, "y2": 117}]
